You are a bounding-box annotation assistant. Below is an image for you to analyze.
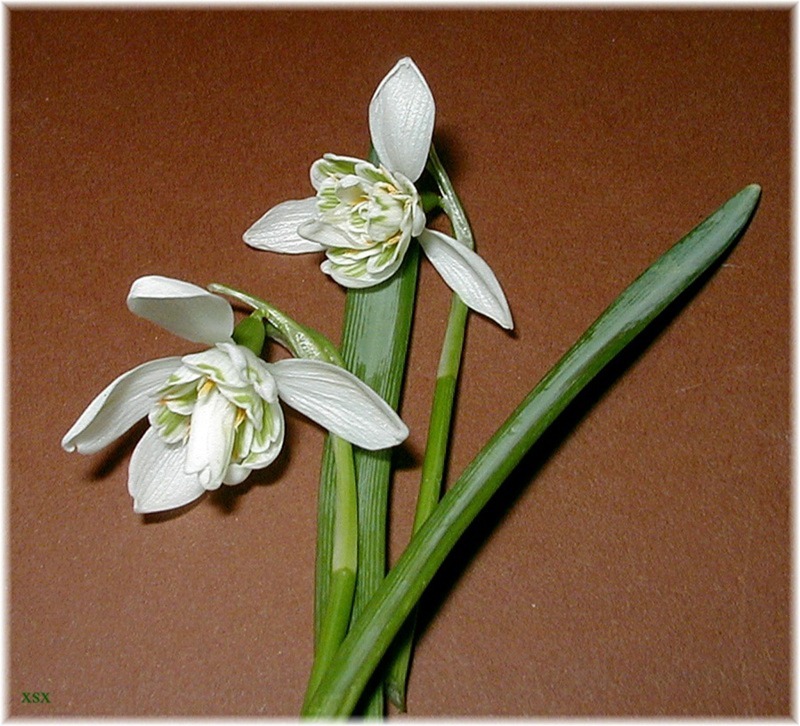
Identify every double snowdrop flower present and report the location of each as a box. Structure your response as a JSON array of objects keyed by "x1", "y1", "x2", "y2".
[
  {"x1": 243, "y1": 57, "x2": 513, "y2": 330},
  {"x1": 62, "y1": 276, "x2": 408, "y2": 514}
]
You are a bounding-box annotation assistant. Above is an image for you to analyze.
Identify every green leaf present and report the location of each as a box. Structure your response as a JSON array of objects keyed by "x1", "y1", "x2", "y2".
[
  {"x1": 302, "y1": 184, "x2": 762, "y2": 717},
  {"x1": 314, "y1": 243, "x2": 420, "y2": 717}
]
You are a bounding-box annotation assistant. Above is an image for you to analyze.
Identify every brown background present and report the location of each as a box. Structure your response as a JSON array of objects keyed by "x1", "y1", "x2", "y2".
[{"x1": 10, "y1": 8, "x2": 791, "y2": 718}]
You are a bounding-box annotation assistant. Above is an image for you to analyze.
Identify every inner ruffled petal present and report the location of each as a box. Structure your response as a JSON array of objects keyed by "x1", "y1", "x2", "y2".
[
  {"x1": 184, "y1": 384, "x2": 238, "y2": 490},
  {"x1": 181, "y1": 346, "x2": 247, "y2": 388}
]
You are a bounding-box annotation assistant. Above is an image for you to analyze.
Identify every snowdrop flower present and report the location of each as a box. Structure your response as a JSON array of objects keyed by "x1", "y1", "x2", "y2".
[
  {"x1": 244, "y1": 57, "x2": 513, "y2": 330},
  {"x1": 62, "y1": 276, "x2": 409, "y2": 514}
]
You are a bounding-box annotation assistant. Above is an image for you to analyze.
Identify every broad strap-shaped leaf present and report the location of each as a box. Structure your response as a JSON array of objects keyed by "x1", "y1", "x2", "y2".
[
  {"x1": 313, "y1": 240, "x2": 421, "y2": 718},
  {"x1": 244, "y1": 197, "x2": 324, "y2": 254},
  {"x1": 270, "y1": 358, "x2": 409, "y2": 450},
  {"x1": 418, "y1": 228, "x2": 513, "y2": 329},
  {"x1": 303, "y1": 184, "x2": 762, "y2": 717},
  {"x1": 62, "y1": 357, "x2": 181, "y2": 455},
  {"x1": 369, "y1": 57, "x2": 435, "y2": 183},
  {"x1": 127, "y1": 276, "x2": 234, "y2": 344}
]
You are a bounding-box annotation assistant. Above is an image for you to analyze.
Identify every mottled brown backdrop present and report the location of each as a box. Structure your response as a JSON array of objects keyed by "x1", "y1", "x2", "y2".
[{"x1": 9, "y1": 8, "x2": 791, "y2": 717}]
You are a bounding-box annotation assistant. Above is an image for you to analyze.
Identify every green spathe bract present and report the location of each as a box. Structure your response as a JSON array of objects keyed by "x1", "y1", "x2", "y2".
[{"x1": 302, "y1": 184, "x2": 762, "y2": 716}]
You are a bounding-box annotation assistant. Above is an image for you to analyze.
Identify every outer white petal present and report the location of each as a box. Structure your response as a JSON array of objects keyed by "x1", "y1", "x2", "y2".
[
  {"x1": 127, "y1": 276, "x2": 234, "y2": 345},
  {"x1": 62, "y1": 357, "x2": 181, "y2": 455},
  {"x1": 270, "y1": 359, "x2": 408, "y2": 450},
  {"x1": 369, "y1": 57, "x2": 435, "y2": 182},
  {"x1": 128, "y1": 428, "x2": 207, "y2": 513},
  {"x1": 184, "y1": 386, "x2": 237, "y2": 490},
  {"x1": 418, "y1": 228, "x2": 514, "y2": 330},
  {"x1": 243, "y1": 198, "x2": 325, "y2": 254}
]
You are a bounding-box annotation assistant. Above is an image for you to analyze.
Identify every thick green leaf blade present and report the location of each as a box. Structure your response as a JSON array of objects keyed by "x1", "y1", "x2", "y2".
[
  {"x1": 314, "y1": 244, "x2": 419, "y2": 716},
  {"x1": 303, "y1": 184, "x2": 762, "y2": 717}
]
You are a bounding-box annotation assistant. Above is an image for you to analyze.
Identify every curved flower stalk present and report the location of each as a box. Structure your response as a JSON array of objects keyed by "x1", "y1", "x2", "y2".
[
  {"x1": 243, "y1": 57, "x2": 513, "y2": 330},
  {"x1": 62, "y1": 275, "x2": 409, "y2": 514}
]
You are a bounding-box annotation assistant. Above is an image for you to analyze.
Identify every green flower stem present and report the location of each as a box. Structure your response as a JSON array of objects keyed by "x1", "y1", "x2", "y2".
[
  {"x1": 384, "y1": 145, "x2": 473, "y2": 710},
  {"x1": 208, "y1": 283, "x2": 359, "y2": 711},
  {"x1": 426, "y1": 144, "x2": 472, "y2": 250},
  {"x1": 302, "y1": 184, "x2": 762, "y2": 717},
  {"x1": 314, "y1": 443, "x2": 337, "y2": 634},
  {"x1": 416, "y1": 298, "x2": 469, "y2": 524},
  {"x1": 302, "y1": 434, "x2": 357, "y2": 710}
]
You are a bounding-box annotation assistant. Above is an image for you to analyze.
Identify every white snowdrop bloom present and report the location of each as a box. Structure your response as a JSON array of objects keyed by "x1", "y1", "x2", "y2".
[
  {"x1": 62, "y1": 276, "x2": 408, "y2": 513},
  {"x1": 244, "y1": 57, "x2": 513, "y2": 330}
]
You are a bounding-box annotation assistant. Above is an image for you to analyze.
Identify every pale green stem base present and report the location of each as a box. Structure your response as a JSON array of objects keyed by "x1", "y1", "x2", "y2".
[{"x1": 302, "y1": 435, "x2": 357, "y2": 710}]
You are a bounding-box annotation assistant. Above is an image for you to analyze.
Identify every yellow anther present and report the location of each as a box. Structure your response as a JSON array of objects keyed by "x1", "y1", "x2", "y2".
[{"x1": 234, "y1": 408, "x2": 247, "y2": 428}]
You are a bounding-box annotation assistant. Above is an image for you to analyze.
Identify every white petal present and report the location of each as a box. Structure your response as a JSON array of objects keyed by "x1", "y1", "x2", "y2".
[
  {"x1": 185, "y1": 386, "x2": 238, "y2": 490},
  {"x1": 298, "y1": 219, "x2": 362, "y2": 250},
  {"x1": 418, "y1": 229, "x2": 514, "y2": 330},
  {"x1": 369, "y1": 57, "x2": 435, "y2": 182},
  {"x1": 240, "y1": 397, "x2": 285, "y2": 469},
  {"x1": 310, "y1": 154, "x2": 364, "y2": 191},
  {"x1": 270, "y1": 359, "x2": 408, "y2": 450},
  {"x1": 222, "y1": 464, "x2": 253, "y2": 486},
  {"x1": 320, "y1": 232, "x2": 411, "y2": 289},
  {"x1": 62, "y1": 357, "x2": 181, "y2": 455},
  {"x1": 128, "y1": 428, "x2": 207, "y2": 513},
  {"x1": 411, "y1": 203, "x2": 427, "y2": 236},
  {"x1": 228, "y1": 409, "x2": 284, "y2": 480},
  {"x1": 243, "y1": 197, "x2": 324, "y2": 254},
  {"x1": 320, "y1": 259, "x2": 391, "y2": 289},
  {"x1": 127, "y1": 276, "x2": 234, "y2": 345},
  {"x1": 220, "y1": 343, "x2": 278, "y2": 402},
  {"x1": 181, "y1": 345, "x2": 248, "y2": 389}
]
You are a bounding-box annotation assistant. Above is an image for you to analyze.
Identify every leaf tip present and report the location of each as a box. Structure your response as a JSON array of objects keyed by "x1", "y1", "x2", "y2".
[{"x1": 742, "y1": 183, "x2": 762, "y2": 201}]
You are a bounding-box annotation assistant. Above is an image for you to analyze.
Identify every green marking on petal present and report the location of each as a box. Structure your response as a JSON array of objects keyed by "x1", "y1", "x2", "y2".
[
  {"x1": 311, "y1": 155, "x2": 423, "y2": 287},
  {"x1": 150, "y1": 406, "x2": 189, "y2": 444},
  {"x1": 195, "y1": 363, "x2": 225, "y2": 379},
  {"x1": 148, "y1": 344, "x2": 288, "y2": 477}
]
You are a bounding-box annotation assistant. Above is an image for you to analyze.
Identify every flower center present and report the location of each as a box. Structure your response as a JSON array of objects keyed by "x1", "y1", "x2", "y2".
[{"x1": 147, "y1": 344, "x2": 285, "y2": 488}]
